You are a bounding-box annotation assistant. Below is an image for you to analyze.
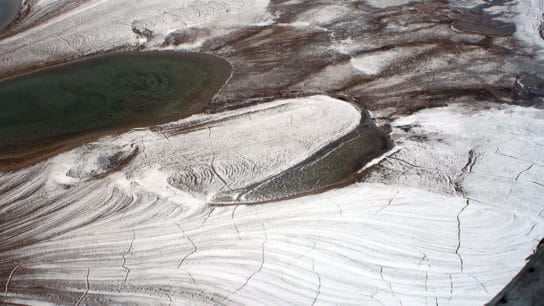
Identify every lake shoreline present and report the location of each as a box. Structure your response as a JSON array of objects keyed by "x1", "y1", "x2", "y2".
[
  {"x1": 0, "y1": 51, "x2": 233, "y2": 171},
  {"x1": 0, "y1": 0, "x2": 22, "y2": 31}
]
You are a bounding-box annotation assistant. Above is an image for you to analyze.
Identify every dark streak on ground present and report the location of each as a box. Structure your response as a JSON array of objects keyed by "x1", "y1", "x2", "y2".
[{"x1": 487, "y1": 239, "x2": 544, "y2": 306}]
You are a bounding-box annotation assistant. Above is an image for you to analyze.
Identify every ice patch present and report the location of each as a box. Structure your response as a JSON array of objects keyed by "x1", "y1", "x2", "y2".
[
  {"x1": 295, "y1": 5, "x2": 351, "y2": 26},
  {"x1": 363, "y1": 0, "x2": 419, "y2": 9},
  {"x1": 514, "y1": 0, "x2": 544, "y2": 58}
]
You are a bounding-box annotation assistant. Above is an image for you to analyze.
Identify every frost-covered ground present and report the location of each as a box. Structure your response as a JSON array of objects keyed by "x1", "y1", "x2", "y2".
[
  {"x1": 0, "y1": 0, "x2": 273, "y2": 74},
  {"x1": 1, "y1": 0, "x2": 544, "y2": 305},
  {"x1": 2, "y1": 100, "x2": 543, "y2": 305}
]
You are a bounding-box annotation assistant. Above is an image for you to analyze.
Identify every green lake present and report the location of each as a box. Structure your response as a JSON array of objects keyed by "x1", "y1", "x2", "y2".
[
  {"x1": 0, "y1": 52, "x2": 232, "y2": 165},
  {"x1": 0, "y1": 0, "x2": 21, "y2": 30}
]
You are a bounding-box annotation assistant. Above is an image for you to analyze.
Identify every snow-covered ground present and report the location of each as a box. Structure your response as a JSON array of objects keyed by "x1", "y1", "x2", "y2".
[
  {"x1": 1, "y1": 99, "x2": 543, "y2": 305},
  {"x1": 1, "y1": 0, "x2": 544, "y2": 305},
  {"x1": 514, "y1": 0, "x2": 544, "y2": 59},
  {"x1": 0, "y1": 0, "x2": 272, "y2": 73}
]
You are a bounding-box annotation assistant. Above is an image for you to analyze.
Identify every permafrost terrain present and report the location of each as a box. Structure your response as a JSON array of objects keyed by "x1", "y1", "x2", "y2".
[{"x1": 1, "y1": 0, "x2": 544, "y2": 305}]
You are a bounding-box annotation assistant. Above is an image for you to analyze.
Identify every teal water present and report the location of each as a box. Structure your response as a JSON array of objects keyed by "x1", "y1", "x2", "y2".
[
  {"x1": 211, "y1": 118, "x2": 389, "y2": 204},
  {"x1": 0, "y1": 0, "x2": 21, "y2": 29},
  {"x1": 0, "y1": 52, "x2": 232, "y2": 161}
]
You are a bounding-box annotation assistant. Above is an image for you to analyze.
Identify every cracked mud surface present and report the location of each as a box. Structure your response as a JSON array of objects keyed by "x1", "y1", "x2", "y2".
[
  {"x1": 1, "y1": 0, "x2": 544, "y2": 305},
  {"x1": 488, "y1": 240, "x2": 544, "y2": 306}
]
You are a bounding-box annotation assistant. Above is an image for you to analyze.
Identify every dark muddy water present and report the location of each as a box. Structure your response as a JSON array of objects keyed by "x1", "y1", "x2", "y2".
[
  {"x1": 0, "y1": 52, "x2": 232, "y2": 166},
  {"x1": 211, "y1": 112, "x2": 390, "y2": 204},
  {"x1": 0, "y1": 0, "x2": 21, "y2": 29}
]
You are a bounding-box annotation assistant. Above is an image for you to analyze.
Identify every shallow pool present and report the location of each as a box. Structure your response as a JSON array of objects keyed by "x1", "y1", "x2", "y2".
[
  {"x1": 0, "y1": 52, "x2": 231, "y2": 165},
  {"x1": 0, "y1": 0, "x2": 21, "y2": 30}
]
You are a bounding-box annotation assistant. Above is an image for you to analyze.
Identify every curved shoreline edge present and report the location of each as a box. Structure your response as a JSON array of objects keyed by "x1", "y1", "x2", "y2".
[{"x1": 0, "y1": 51, "x2": 233, "y2": 171}]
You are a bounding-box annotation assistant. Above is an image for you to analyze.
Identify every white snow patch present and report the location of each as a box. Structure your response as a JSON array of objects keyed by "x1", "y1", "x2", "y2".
[
  {"x1": 293, "y1": 62, "x2": 359, "y2": 90},
  {"x1": 350, "y1": 49, "x2": 402, "y2": 76},
  {"x1": 363, "y1": 0, "x2": 420, "y2": 9},
  {"x1": 350, "y1": 45, "x2": 434, "y2": 76},
  {"x1": 513, "y1": 0, "x2": 544, "y2": 58},
  {"x1": 47, "y1": 95, "x2": 361, "y2": 203},
  {"x1": 2, "y1": 100, "x2": 543, "y2": 306},
  {"x1": 0, "y1": 0, "x2": 274, "y2": 71}
]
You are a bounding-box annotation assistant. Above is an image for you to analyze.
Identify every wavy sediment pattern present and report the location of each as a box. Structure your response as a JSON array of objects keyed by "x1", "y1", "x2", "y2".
[
  {"x1": 1, "y1": 0, "x2": 544, "y2": 304},
  {"x1": 0, "y1": 0, "x2": 21, "y2": 30},
  {"x1": 1, "y1": 97, "x2": 543, "y2": 305},
  {"x1": 0, "y1": 51, "x2": 231, "y2": 168},
  {"x1": 0, "y1": 95, "x2": 389, "y2": 304},
  {"x1": 0, "y1": 0, "x2": 272, "y2": 77},
  {"x1": 215, "y1": 123, "x2": 386, "y2": 204}
]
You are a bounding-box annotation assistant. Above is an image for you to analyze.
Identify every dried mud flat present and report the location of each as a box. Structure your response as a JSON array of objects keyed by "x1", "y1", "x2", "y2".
[{"x1": 1, "y1": 0, "x2": 544, "y2": 305}]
